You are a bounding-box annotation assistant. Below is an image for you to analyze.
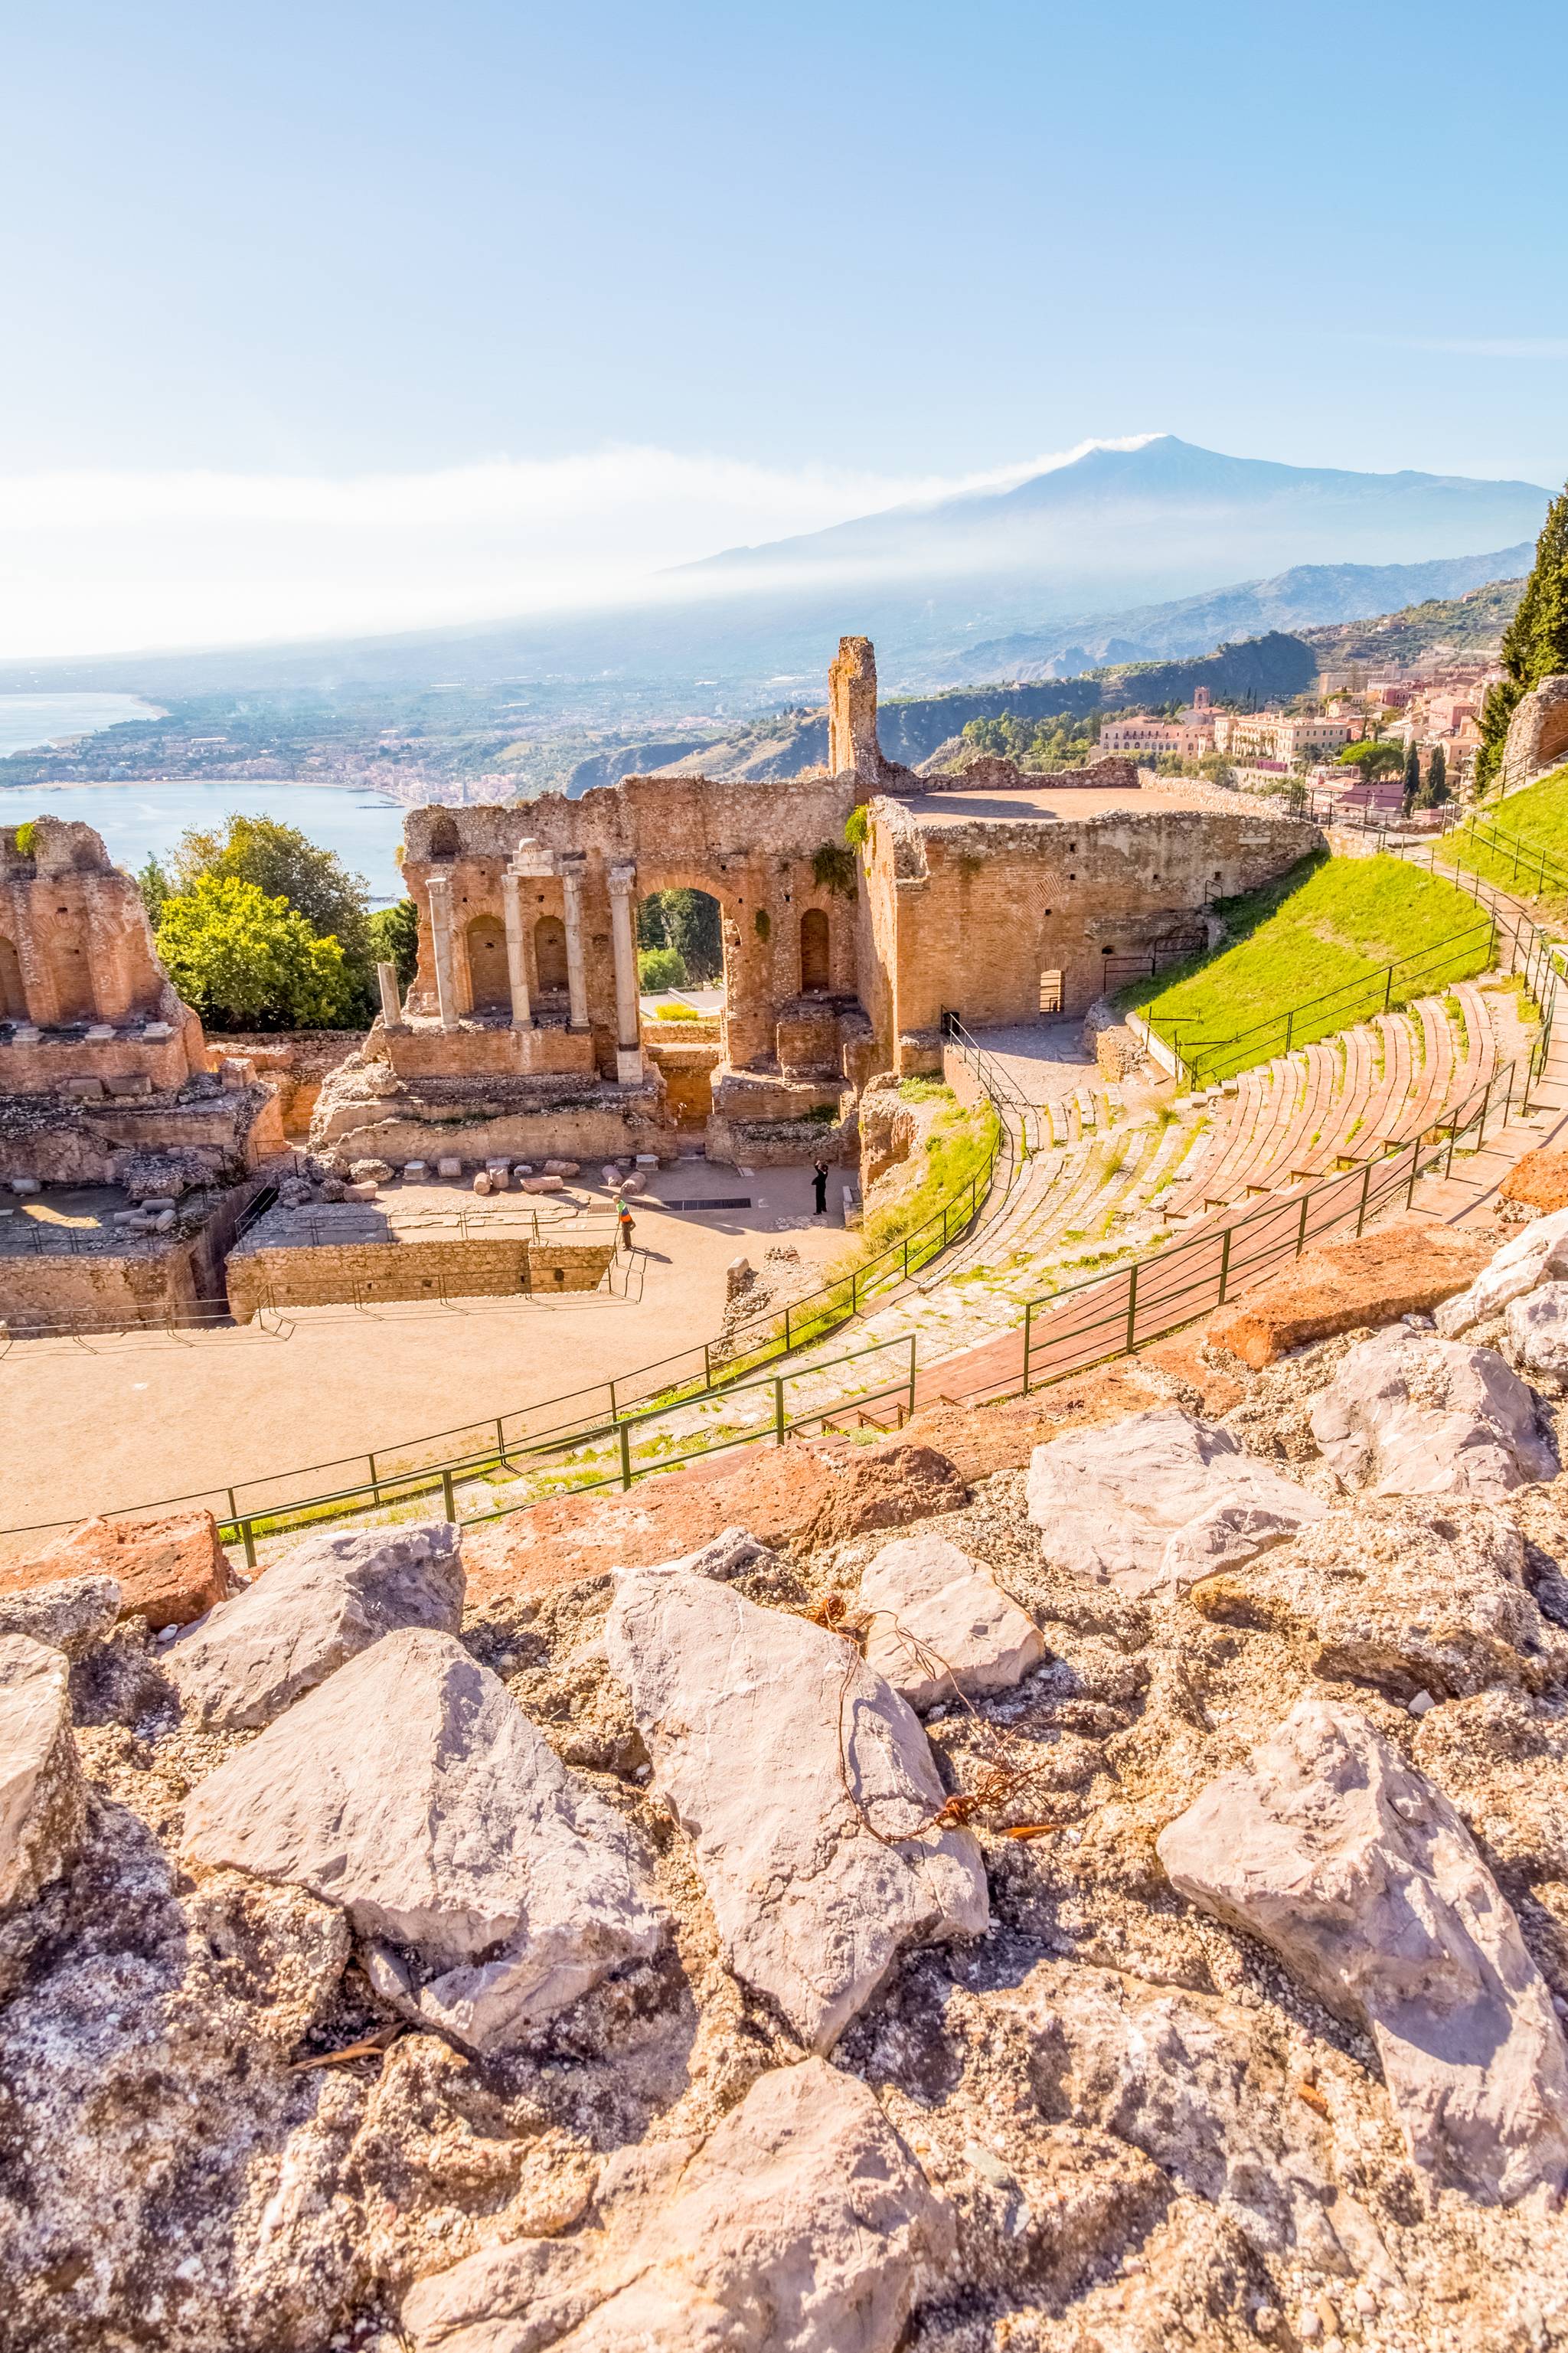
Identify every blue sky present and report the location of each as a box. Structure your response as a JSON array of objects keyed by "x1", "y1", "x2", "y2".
[{"x1": 2, "y1": 0, "x2": 1565, "y2": 652}]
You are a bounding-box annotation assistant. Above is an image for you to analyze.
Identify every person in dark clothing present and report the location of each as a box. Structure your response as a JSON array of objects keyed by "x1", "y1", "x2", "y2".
[{"x1": 812, "y1": 1160, "x2": 830, "y2": 1217}]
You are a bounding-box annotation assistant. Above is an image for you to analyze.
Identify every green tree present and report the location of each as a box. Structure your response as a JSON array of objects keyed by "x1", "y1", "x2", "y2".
[
  {"x1": 637, "y1": 888, "x2": 722, "y2": 981},
  {"x1": 136, "y1": 854, "x2": 172, "y2": 921},
  {"x1": 1402, "y1": 737, "x2": 1422, "y2": 815},
  {"x1": 367, "y1": 897, "x2": 420, "y2": 986},
  {"x1": 1418, "y1": 744, "x2": 1449, "y2": 809},
  {"x1": 155, "y1": 875, "x2": 358, "y2": 1031},
  {"x1": 1477, "y1": 480, "x2": 1568, "y2": 793},
  {"x1": 637, "y1": 945, "x2": 687, "y2": 992},
  {"x1": 1336, "y1": 739, "x2": 1406, "y2": 782},
  {"x1": 165, "y1": 812, "x2": 377, "y2": 1016}
]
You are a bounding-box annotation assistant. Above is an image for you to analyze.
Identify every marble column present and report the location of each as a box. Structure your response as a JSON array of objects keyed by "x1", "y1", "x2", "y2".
[
  {"x1": 426, "y1": 874, "x2": 458, "y2": 1031},
  {"x1": 607, "y1": 860, "x2": 643, "y2": 1084},
  {"x1": 560, "y1": 853, "x2": 590, "y2": 1033},
  {"x1": 501, "y1": 867, "x2": 533, "y2": 1029},
  {"x1": 376, "y1": 960, "x2": 405, "y2": 1030}
]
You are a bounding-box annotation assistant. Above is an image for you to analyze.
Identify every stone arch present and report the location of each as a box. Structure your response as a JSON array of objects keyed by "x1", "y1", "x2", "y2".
[
  {"x1": 800, "y1": 907, "x2": 831, "y2": 993},
  {"x1": 466, "y1": 912, "x2": 509, "y2": 1012},
  {"x1": 534, "y1": 913, "x2": 569, "y2": 995},
  {"x1": 0, "y1": 936, "x2": 24, "y2": 1021},
  {"x1": 428, "y1": 813, "x2": 459, "y2": 861}
]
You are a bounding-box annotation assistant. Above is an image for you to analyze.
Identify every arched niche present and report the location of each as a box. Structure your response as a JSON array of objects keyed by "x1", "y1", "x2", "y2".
[
  {"x1": 534, "y1": 913, "x2": 569, "y2": 995},
  {"x1": 0, "y1": 936, "x2": 24, "y2": 1021},
  {"x1": 800, "y1": 907, "x2": 831, "y2": 994},
  {"x1": 427, "y1": 814, "x2": 459, "y2": 861},
  {"x1": 466, "y1": 913, "x2": 509, "y2": 1012}
]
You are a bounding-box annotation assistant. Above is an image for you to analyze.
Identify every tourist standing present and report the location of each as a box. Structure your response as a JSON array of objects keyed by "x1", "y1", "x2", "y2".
[{"x1": 812, "y1": 1159, "x2": 830, "y2": 1217}]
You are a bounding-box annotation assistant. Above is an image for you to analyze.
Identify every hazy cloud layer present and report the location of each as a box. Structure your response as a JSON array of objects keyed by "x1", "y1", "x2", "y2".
[{"x1": 0, "y1": 436, "x2": 1155, "y2": 659}]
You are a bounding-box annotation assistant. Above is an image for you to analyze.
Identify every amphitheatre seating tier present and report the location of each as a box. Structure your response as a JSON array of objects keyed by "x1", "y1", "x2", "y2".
[{"x1": 1161, "y1": 986, "x2": 1501, "y2": 1222}]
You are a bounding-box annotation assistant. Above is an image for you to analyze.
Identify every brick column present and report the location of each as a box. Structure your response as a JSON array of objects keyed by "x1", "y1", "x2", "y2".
[
  {"x1": 501, "y1": 866, "x2": 533, "y2": 1030},
  {"x1": 607, "y1": 861, "x2": 643, "y2": 1084},
  {"x1": 560, "y1": 853, "x2": 590, "y2": 1033},
  {"x1": 426, "y1": 874, "x2": 459, "y2": 1031}
]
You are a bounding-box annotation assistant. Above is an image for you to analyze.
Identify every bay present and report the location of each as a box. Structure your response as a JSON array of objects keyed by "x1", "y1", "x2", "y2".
[
  {"x1": 0, "y1": 691, "x2": 165, "y2": 757},
  {"x1": 0, "y1": 778, "x2": 410, "y2": 902}
]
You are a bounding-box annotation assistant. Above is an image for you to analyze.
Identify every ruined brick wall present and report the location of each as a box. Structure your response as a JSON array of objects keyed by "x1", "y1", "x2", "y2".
[
  {"x1": 399, "y1": 770, "x2": 861, "y2": 1080},
  {"x1": 0, "y1": 1240, "x2": 202, "y2": 1334},
  {"x1": 862, "y1": 801, "x2": 1322, "y2": 1056},
  {"x1": 0, "y1": 819, "x2": 198, "y2": 1062},
  {"x1": 226, "y1": 1230, "x2": 613, "y2": 1320}
]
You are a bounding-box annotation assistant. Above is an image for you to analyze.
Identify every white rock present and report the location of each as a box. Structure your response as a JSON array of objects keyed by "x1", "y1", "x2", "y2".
[
  {"x1": 401, "y1": 1161, "x2": 426, "y2": 1181},
  {"x1": 436, "y1": 1156, "x2": 462, "y2": 1178},
  {"x1": 343, "y1": 1181, "x2": 378, "y2": 1203},
  {"x1": 1436, "y1": 1207, "x2": 1568, "y2": 1337},
  {"x1": 976, "y1": 1959, "x2": 1388, "y2": 2271},
  {"x1": 620, "y1": 1170, "x2": 647, "y2": 1195},
  {"x1": 1188, "y1": 1493, "x2": 1566, "y2": 1698},
  {"x1": 543, "y1": 1159, "x2": 580, "y2": 1177},
  {"x1": 859, "y1": 1531, "x2": 1044, "y2": 1711},
  {"x1": 522, "y1": 1173, "x2": 564, "y2": 1194},
  {"x1": 662, "y1": 1525, "x2": 779, "y2": 1581},
  {"x1": 1026, "y1": 1409, "x2": 1328, "y2": 1599},
  {"x1": 1504, "y1": 1279, "x2": 1568, "y2": 1391},
  {"x1": 400, "y1": 2057, "x2": 953, "y2": 2353},
  {"x1": 471, "y1": 1171, "x2": 490, "y2": 1195},
  {"x1": 1308, "y1": 1328, "x2": 1555, "y2": 1499},
  {"x1": 0, "y1": 1574, "x2": 120, "y2": 1661},
  {"x1": 1157, "y1": 1696, "x2": 1568, "y2": 2202},
  {"x1": 0, "y1": 1635, "x2": 84, "y2": 1915},
  {"x1": 605, "y1": 1569, "x2": 987, "y2": 2051},
  {"x1": 164, "y1": 1521, "x2": 464, "y2": 1730},
  {"x1": 182, "y1": 1627, "x2": 665, "y2": 2052}
]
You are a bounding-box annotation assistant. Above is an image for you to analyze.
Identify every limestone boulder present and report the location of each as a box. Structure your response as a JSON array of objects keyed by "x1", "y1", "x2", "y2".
[
  {"x1": 0, "y1": 1635, "x2": 85, "y2": 1916},
  {"x1": 1189, "y1": 1494, "x2": 1567, "y2": 1699},
  {"x1": 164, "y1": 1520, "x2": 464, "y2": 1730},
  {"x1": 859, "y1": 1531, "x2": 1044, "y2": 1711},
  {"x1": 988, "y1": 1960, "x2": 1387, "y2": 2271},
  {"x1": 605, "y1": 1568, "x2": 987, "y2": 2051},
  {"x1": 1308, "y1": 1328, "x2": 1554, "y2": 1498},
  {"x1": 400, "y1": 2056, "x2": 953, "y2": 2353},
  {"x1": 182, "y1": 1627, "x2": 665, "y2": 2053},
  {"x1": 0, "y1": 1573, "x2": 120, "y2": 1661},
  {"x1": 1504, "y1": 1279, "x2": 1568, "y2": 1391},
  {"x1": 0, "y1": 1506, "x2": 232, "y2": 1631},
  {"x1": 665, "y1": 1525, "x2": 781, "y2": 1582},
  {"x1": 799, "y1": 1440, "x2": 969, "y2": 1549},
  {"x1": 1435, "y1": 1204, "x2": 1568, "y2": 1337},
  {"x1": 1025, "y1": 1408, "x2": 1328, "y2": 1599},
  {"x1": 1156, "y1": 1697, "x2": 1568, "y2": 2202}
]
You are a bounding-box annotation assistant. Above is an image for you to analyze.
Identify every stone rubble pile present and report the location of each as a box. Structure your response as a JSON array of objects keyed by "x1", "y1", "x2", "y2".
[{"x1": 3, "y1": 1209, "x2": 1568, "y2": 2348}]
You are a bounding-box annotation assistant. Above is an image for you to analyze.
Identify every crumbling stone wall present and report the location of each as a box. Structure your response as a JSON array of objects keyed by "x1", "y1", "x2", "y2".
[
  {"x1": 0, "y1": 820, "x2": 200, "y2": 1089},
  {"x1": 862, "y1": 796, "x2": 1322, "y2": 1061},
  {"x1": 0, "y1": 1239, "x2": 202, "y2": 1334},
  {"x1": 226, "y1": 1227, "x2": 613, "y2": 1320}
]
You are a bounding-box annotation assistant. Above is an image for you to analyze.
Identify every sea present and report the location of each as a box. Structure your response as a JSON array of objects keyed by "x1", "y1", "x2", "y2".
[{"x1": 0, "y1": 695, "x2": 408, "y2": 901}]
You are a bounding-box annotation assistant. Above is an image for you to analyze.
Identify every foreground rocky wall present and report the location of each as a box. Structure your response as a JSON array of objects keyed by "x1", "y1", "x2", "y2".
[{"x1": 7, "y1": 1206, "x2": 1568, "y2": 2349}]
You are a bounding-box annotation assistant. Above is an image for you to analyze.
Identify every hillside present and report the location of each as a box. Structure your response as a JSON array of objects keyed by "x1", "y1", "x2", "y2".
[
  {"x1": 1302, "y1": 574, "x2": 1524, "y2": 670},
  {"x1": 932, "y1": 544, "x2": 1534, "y2": 684},
  {"x1": 1127, "y1": 854, "x2": 1497, "y2": 1080},
  {"x1": 621, "y1": 631, "x2": 1319, "y2": 786}
]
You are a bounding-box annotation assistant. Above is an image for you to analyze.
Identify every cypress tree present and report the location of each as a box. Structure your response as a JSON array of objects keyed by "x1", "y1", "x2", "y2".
[
  {"x1": 1426, "y1": 743, "x2": 1448, "y2": 807},
  {"x1": 1477, "y1": 480, "x2": 1568, "y2": 793},
  {"x1": 1403, "y1": 737, "x2": 1421, "y2": 814}
]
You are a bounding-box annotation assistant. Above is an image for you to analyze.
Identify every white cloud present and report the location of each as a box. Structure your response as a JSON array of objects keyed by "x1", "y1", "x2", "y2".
[{"x1": 0, "y1": 436, "x2": 1155, "y2": 659}]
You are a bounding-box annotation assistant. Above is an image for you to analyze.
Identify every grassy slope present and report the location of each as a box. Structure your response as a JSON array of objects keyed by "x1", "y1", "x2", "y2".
[
  {"x1": 1126, "y1": 853, "x2": 1496, "y2": 1077},
  {"x1": 1439, "y1": 766, "x2": 1568, "y2": 916}
]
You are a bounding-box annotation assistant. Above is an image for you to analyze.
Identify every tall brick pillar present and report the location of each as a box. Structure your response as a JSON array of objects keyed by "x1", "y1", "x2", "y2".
[{"x1": 828, "y1": 636, "x2": 883, "y2": 783}]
